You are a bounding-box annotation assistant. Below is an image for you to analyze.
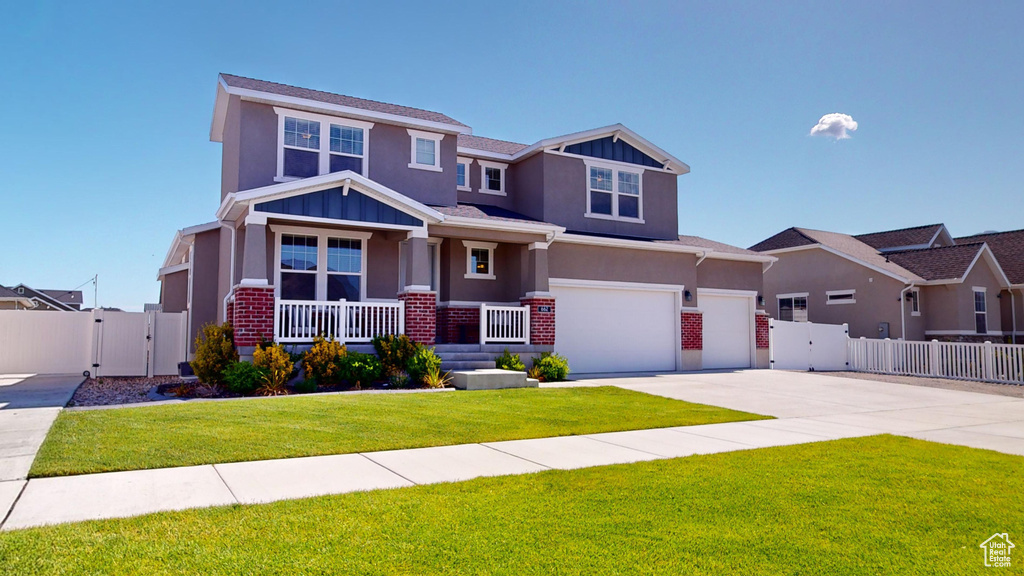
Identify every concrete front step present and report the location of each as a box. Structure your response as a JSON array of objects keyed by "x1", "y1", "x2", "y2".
[
  {"x1": 441, "y1": 361, "x2": 497, "y2": 371},
  {"x1": 438, "y1": 352, "x2": 498, "y2": 361},
  {"x1": 451, "y1": 369, "x2": 538, "y2": 391}
]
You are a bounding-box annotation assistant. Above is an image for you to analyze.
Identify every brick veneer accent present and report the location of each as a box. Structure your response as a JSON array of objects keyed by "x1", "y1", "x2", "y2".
[
  {"x1": 756, "y1": 314, "x2": 770, "y2": 349},
  {"x1": 232, "y1": 286, "x2": 274, "y2": 347},
  {"x1": 225, "y1": 300, "x2": 235, "y2": 326},
  {"x1": 681, "y1": 310, "x2": 703, "y2": 350},
  {"x1": 437, "y1": 306, "x2": 480, "y2": 344},
  {"x1": 400, "y1": 291, "x2": 436, "y2": 345},
  {"x1": 520, "y1": 297, "x2": 555, "y2": 345}
]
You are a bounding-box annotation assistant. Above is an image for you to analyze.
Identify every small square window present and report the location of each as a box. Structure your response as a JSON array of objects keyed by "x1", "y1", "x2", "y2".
[
  {"x1": 416, "y1": 138, "x2": 435, "y2": 166},
  {"x1": 409, "y1": 130, "x2": 443, "y2": 171},
  {"x1": 471, "y1": 248, "x2": 489, "y2": 275},
  {"x1": 463, "y1": 241, "x2": 497, "y2": 280},
  {"x1": 485, "y1": 167, "x2": 501, "y2": 191},
  {"x1": 457, "y1": 163, "x2": 466, "y2": 187}
]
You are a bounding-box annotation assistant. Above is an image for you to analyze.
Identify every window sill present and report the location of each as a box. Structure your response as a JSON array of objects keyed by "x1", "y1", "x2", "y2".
[
  {"x1": 408, "y1": 162, "x2": 443, "y2": 173},
  {"x1": 911, "y1": 311, "x2": 921, "y2": 317},
  {"x1": 457, "y1": 185, "x2": 472, "y2": 192},
  {"x1": 478, "y1": 189, "x2": 507, "y2": 197},
  {"x1": 274, "y1": 176, "x2": 301, "y2": 183},
  {"x1": 826, "y1": 300, "x2": 857, "y2": 305},
  {"x1": 464, "y1": 273, "x2": 496, "y2": 280},
  {"x1": 584, "y1": 212, "x2": 645, "y2": 224}
]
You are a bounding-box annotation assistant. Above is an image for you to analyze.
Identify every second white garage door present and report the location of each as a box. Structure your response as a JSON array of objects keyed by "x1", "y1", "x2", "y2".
[
  {"x1": 552, "y1": 283, "x2": 678, "y2": 374},
  {"x1": 699, "y1": 291, "x2": 754, "y2": 369}
]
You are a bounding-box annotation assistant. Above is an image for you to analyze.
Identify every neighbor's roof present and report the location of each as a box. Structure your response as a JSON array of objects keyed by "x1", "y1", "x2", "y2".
[
  {"x1": 0, "y1": 286, "x2": 22, "y2": 299},
  {"x1": 40, "y1": 289, "x2": 82, "y2": 305},
  {"x1": 660, "y1": 235, "x2": 763, "y2": 256},
  {"x1": 748, "y1": 228, "x2": 817, "y2": 252},
  {"x1": 457, "y1": 134, "x2": 529, "y2": 155},
  {"x1": 885, "y1": 243, "x2": 986, "y2": 282},
  {"x1": 854, "y1": 224, "x2": 945, "y2": 251},
  {"x1": 220, "y1": 74, "x2": 469, "y2": 128},
  {"x1": 431, "y1": 203, "x2": 550, "y2": 226},
  {"x1": 752, "y1": 227, "x2": 925, "y2": 282},
  {"x1": 956, "y1": 229, "x2": 1024, "y2": 285}
]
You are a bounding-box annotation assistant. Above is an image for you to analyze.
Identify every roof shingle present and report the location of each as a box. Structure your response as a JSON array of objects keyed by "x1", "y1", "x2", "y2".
[
  {"x1": 431, "y1": 204, "x2": 550, "y2": 225},
  {"x1": 660, "y1": 235, "x2": 762, "y2": 256},
  {"x1": 748, "y1": 228, "x2": 816, "y2": 252},
  {"x1": 457, "y1": 134, "x2": 530, "y2": 155},
  {"x1": 854, "y1": 224, "x2": 944, "y2": 250},
  {"x1": 885, "y1": 244, "x2": 985, "y2": 281},
  {"x1": 956, "y1": 229, "x2": 1024, "y2": 285},
  {"x1": 221, "y1": 73, "x2": 468, "y2": 128}
]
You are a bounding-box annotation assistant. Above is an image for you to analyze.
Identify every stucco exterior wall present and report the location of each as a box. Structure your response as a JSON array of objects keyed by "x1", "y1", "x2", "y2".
[
  {"x1": 233, "y1": 100, "x2": 278, "y2": 195},
  {"x1": 924, "y1": 261, "x2": 1005, "y2": 336},
  {"x1": 190, "y1": 229, "x2": 222, "y2": 348},
  {"x1": 762, "y1": 248, "x2": 910, "y2": 339},
  {"x1": 438, "y1": 240, "x2": 524, "y2": 303},
  {"x1": 367, "y1": 123, "x2": 457, "y2": 207},
  {"x1": 695, "y1": 259, "x2": 765, "y2": 311},
  {"x1": 548, "y1": 243, "x2": 696, "y2": 286},
  {"x1": 160, "y1": 270, "x2": 189, "y2": 313}
]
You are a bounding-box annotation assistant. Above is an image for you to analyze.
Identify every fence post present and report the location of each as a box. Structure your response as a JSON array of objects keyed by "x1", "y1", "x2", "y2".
[
  {"x1": 983, "y1": 341, "x2": 994, "y2": 382},
  {"x1": 929, "y1": 340, "x2": 940, "y2": 377},
  {"x1": 397, "y1": 300, "x2": 405, "y2": 338},
  {"x1": 146, "y1": 311, "x2": 155, "y2": 378},
  {"x1": 883, "y1": 338, "x2": 892, "y2": 374},
  {"x1": 479, "y1": 304, "x2": 489, "y2": 345},
  {"x1": 523, "y1": 305, "x2": 531, "y2": 346}
]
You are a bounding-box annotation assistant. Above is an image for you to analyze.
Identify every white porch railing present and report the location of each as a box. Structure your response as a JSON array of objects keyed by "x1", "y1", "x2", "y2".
[
  {"x1": 849, "y1": 337, "x2": 1024, "y2": 385},
  {"x1": 275, "y1": 300, "x2": 405, "y2": 344},
  {"x1": 480, "y1": 304, "x2": 530, "y2": 345}
]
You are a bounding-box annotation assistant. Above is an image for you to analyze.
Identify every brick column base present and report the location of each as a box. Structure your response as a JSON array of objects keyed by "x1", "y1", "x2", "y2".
[
  {"x1": 520, "y1": 297, "x2": 555, "y2": 346},
  {"x1": 681, "y1": 310, "x2": 703, "y2": 350},
  {"x1": 232, "y1": 286, "x2": 274, "y2": 348},
  {"x1": 756, "y1": 314, "x2": 769, "y2": 349},
  {"x1": 400, "y1": 291, "x2": 437, "y2": 345},
  {"x1": 437, "y1": 306, "x2": 480, "y2": 344}
]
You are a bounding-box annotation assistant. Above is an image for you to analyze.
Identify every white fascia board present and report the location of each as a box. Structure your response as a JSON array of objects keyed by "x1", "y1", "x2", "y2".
[
  {"x1": 550, "y1": 277, "x2": 685, "y2": 293},
  {"x1": 162, "y1": 221, "x2": 220, "y2": 270},
  {"x1": 455, "y1": 147, "x2": 515, "y2": 162},
  {"x1": 702, "y1": 251, "x2": 778, "y2": 264},
  {"x1": 157, "y1": 262, "x2": 190, "y2": 280},
  {"x1": 960, "y1": 244, "x2": 1012, "y2": 288},
  {"x1": 928, "y1": 225, "x2": 947, "y2": 247},
  {"x1": 438, "y1": 215, "x2": 565, "y2": 236},
  {"x1": 181, "y1": 221, "x2": 222, "y2": 236},
  {"x1": 210, "y1": 80, "x2": 230, "y2": 142},
  {"x1": 554, "y1": 233, "x2": 772, "y2": 263},
  {"x1": 161, "y1": 230, "x2": 184, "y2": 270},
  {"x1": 218, "y1": 76, "x2": 471, "y2": 136},
  {"x1": 224, "y1": 171, "x2": 445, "y2": 224}
]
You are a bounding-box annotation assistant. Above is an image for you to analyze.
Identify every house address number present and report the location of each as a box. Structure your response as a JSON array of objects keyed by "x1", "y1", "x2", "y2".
[{"x1": 537, "y1": 305, "x2": 552, "y2": 313}]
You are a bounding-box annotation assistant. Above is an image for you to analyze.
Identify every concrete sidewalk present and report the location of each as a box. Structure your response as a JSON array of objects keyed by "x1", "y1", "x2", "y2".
[
  {"x1": 2, "y1": 370, "x2": 1023, "y2": 531},
  {"x1": 0, "y1": 374, "x2": 83, "y2": 482}
]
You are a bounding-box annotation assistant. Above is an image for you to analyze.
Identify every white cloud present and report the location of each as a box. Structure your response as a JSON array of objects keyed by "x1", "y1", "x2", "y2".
[{"x1": 810, "y1": 113, "x2": 858, "y2": 140}]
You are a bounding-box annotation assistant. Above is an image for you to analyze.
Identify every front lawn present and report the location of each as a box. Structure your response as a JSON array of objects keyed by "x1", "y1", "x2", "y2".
[
  {"x1": 32, "y1": 386, "x2": 765, "y2": 477},
  {"x1": 4, "y1": 436, "x2": 1020, "y2": 574}
]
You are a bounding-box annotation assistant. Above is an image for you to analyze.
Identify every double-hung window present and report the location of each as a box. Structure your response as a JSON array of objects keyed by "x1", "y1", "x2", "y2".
[
  {"x1": 275, "y1": 108, "x2": 373, "y2": 181},
  {"x1": 974, "y1": 288, "x2": 987, "y2": 334},
  {"x1": 408, "y1": 129, "x2": 443, "y2": 171},
  {"x1": 778, "y1": 294, "x2": 808, "y2": 322},
  {"x1": 463, "y1": 241, "x2": 496, "y2": 280},
  {"x1": 456, "y1": 157, "x2": 472, "y2": 191},
  {"x1": 280, "y1": 234, "x2": 318, "y2": 300},
  {"x1": 909, "y1": 289, "x2": 921, "y2": 316},
  {"x1": 277, "y1": 229, "x2": 370, "y2": 302},
  {"x1": 478, "y1": 160, "x2": 507, "y2": 195},
  {"x1": 585, "y1": 161, "x2": 643, "y2": 222}
]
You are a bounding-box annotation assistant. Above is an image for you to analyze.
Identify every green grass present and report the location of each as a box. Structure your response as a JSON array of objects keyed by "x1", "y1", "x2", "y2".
[
  {"x1": 4, "y1": 436, "x2": 1021, "y2": 575},
  {"x1": 31, "y1": 386, "x2": 765, "y2": 477}
]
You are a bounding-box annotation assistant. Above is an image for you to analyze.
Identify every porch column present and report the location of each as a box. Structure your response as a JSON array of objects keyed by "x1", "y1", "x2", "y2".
[
  {"x1": 400, "y1": 229, "x2": 437, "y2": 345},
  {"x1": 234, "y1": 213, "x2": 274, "y2": 350},
  {"x1": 403, "y1": 234, "x2": 432, "y2": 291},
  {"x1": 520, "y1": 242, "x2": 555, "y2": 346}
]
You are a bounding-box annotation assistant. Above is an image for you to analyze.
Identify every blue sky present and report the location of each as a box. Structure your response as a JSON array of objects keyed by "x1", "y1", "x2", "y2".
[{"x1": 1, "y1": 1, "x2": 1021, "y2": 310}]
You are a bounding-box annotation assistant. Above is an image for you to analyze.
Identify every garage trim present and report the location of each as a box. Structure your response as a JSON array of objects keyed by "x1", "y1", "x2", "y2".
[
  {"x1": 550, "y1": 277, "x2": 683, "y2": 371},
  {"x1": 696, "y1": 287, "x2": 756, "y2": 369}
]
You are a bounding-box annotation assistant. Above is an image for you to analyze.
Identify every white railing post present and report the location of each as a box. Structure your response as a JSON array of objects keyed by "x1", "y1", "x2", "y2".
[
  {"x1": 398, "y1": 299, "x2": 406, "y2": 336},
  {"x1": 930, "y1": 340, "x2": 940, "y2": 377},
  {"x1": 524, "y1": 305, "x2": 531, "y2": 346},
  {"x1": 480, "y1": 304, "x2": 489, "y2": 345}
]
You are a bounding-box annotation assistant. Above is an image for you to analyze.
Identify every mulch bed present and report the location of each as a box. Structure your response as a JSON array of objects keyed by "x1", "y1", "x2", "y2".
[{"x1": 69, "y1": 376, "x2": 188, "y2": 407}]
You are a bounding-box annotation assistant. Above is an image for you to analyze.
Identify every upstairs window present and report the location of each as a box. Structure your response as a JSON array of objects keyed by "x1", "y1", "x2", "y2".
[
  {"x1": 585, "y1": 161, "x2": 643, "y2": 222},
  {"x1": 478, "y1": 160, "x2": 508, "y2": 196},
  {"x1": 778, "y1": 294, "x2": 808, "y2": 322},
  {"x1": 974, "y1": 288, "x2": 987, "y2": 334},
  {"x1": 282, "y1": 117, "x2": 321, "y2": 178},
  {"x1": 328, "y1": 124, "x2": 365, "y2": 174},
  {"x1": 275, "y1": 108, "x2": 373, "y2": 181},
  {"x1": 408, "y1": 129, "x2": 443, "y2": 172},
  {"x1": 456, "y1": 157, "x2": 472, "y2": 191}
]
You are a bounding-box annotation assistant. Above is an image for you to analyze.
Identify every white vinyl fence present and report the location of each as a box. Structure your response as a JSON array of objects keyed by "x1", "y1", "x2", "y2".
[
  {"x1": 849, "y1": 338, "x2": 1024, "y2": 385},
  {"x1": 769, "y1": 319, "x2": 850, "y2": 371},
  {"x1": 0, "y1": 309, "x2": 187, "y2": 377},
  {"x1": 480, "y1": 304, "x2": 530, "y2": 344}
]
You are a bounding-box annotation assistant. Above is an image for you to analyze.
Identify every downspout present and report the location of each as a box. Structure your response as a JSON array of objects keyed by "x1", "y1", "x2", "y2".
[
  {"x1": 221, "y1": 223, "x2": 237, "y2": 322},
  {"x1": 899, "y1": 283, "x2": 915, "y2": 341},
  {"x1": 183, "y1": 238, "x2": 196, "y2": 361}
]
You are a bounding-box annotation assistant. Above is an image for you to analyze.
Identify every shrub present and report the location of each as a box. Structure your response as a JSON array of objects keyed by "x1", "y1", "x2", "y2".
[
  {"x1": 407, "y1": 347, "x2": 442, "y2": 385},
  {"x1": 253, "y1": 342, "x2": 295, "y2": 396},
  {"x1": 303, "y1": 335, "x2": 347, "y2": 385},
  {"x1": 339, "y1": 352, "x2": 382, "y2": 389},
  {"x1": 388, "y1": 371, "x2": 411, "y2": 389},
  {"x1": 422, "y1": 365, "x2": 452, "y2": 389},
  {"x1": 293, "y1": 378, "x2": 318, "y2": 394},
  {"x1": 532, "y1": 352, "x2": 570, "y2": 382},
  {"x1": 495, "y1": 348, "x2": 526, "y2": 371},
  {"x1": 527, "y1": 365, "x2": 544, "y2": 381},
  {"x1": 190, "y1": 323, "x2": 238, "y2": 388},
  {"x1": 222, "y1": 361, "x2": 267, "y2": 395},
  {"x1": 372, "y1": 334, "x2": 420, "y2": 376}
]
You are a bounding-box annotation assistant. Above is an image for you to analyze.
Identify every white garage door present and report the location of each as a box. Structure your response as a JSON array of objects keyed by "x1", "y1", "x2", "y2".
[
  {"x1": 700, "y1": 292, "x2": 753, "y2": 369},
  {"x1": 552, "y1": 284, "x2": 677, "y2": 374}
]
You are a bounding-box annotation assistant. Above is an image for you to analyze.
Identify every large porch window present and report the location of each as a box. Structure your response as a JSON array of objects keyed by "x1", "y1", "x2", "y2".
[{"x1": 275, "y1": 228, "x2": 370, "y2": 302}]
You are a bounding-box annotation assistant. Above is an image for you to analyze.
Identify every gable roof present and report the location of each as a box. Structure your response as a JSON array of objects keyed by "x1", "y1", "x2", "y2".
[
  {"x1": 9, "y1": 284, "x2": 78, "y2": 311},
  {"x1": 457, "y1": 135, "x2": 529, "y2": 155},
  {"x1": 854, "y1": 224, "x2": 946, "y2": 251},
  {"x1": 748, "y1": 228, "x2": 816, "y2": 252},
  {"x1": 885, "y1": 243, "x2": 987, "y2": 281},
  {"x1": 752, "y1": 227, "x2": 925, "y2": 282},
  {"x1": 662, "y1": 235, "x2": 765, "y2": 257},
  {"x1": 432, "y1": 203, "x2": 546, "y2": 225},
  {"x1": 0, "y1": 286, "x2": 35, "y2": 308},
  {"x1": 956, "y1": 229, "x2": 1024, "y2": 285}
]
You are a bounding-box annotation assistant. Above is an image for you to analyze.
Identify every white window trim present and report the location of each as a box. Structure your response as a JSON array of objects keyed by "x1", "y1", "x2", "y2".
[
  {"x1": 478, "y1": 159, "x2": 508, "y2": 196},
  {"x1": 826, "y1": 289, "x2": 857, "y2": 305},
  {"x1": 910, "y1": 288, "x2": 921, "y2": 316},
  {"x1": 274, "y1": 107, "x2": 373, "y2": 181},
  {"x1": 456, "y1": 157, "x2": 473, "y2": 191},
  {"x1": 408, "y1": 129, "x2": 443, "y2": 172},
  {"x1": 271, "y1": 225, "x2": 372, "y2": 302},
  {"x1": 777, "y1": 294, "x2": 808, "y2": 322},
  {"x1": 463, "y1": 240, "x2": 497, "y2": 280},
  {"x1": 583, "y1": 159, "x2": 645, "y2": 223},
  {"x1": 974, "y1": 287, "x2": 988, "y2": 333}
]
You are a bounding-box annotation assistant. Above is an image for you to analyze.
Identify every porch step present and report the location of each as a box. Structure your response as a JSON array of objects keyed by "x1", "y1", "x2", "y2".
[
  {"x1": 439, "y1": 352, "x2": 497, "y2": 361},
  {"x1": 441, "y1": 360, "x2": 497, "y2": 371}
]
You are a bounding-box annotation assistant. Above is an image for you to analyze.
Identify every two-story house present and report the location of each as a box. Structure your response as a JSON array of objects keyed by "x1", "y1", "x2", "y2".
[{"x1": 158, "y1": 74, "x2": 774, "y2": 373}]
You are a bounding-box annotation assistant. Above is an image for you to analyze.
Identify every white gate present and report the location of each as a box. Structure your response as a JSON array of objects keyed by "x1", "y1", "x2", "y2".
[
  {"x1": 769, "y1": 319, "x2": 849, "y2": 371},
  {"x1": 0, "y1": 309, "x2": 186, "y2": 377}
]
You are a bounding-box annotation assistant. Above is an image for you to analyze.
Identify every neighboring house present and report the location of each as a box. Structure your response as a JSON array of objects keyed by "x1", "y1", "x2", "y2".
[
  {"x1": 158, "y1": 74, "x2": 774, "y2": 373},
  {"x1": 751, "y1": 224, "x2": 1016, "y2": 342},
  {"x1": 0, "y1": 286, "x2": 35, "y2": 310},
  {"x1": 0, "y1": 284, "x2": 83, "y2": 311},
  {"x1": 955, "y1": 229, "x2": 1024, "y2": 343}
]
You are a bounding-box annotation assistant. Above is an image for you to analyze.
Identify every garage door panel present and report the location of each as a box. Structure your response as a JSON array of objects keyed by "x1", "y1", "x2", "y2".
[
  {"x1": 552, "y1": 285, "x2": 677, "y2": 374},
  {"x1": 701, "y1": 294, "x2": 752, "y2": 370}
]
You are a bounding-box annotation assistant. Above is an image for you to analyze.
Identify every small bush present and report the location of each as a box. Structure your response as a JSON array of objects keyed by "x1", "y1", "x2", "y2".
[
  {"x1": 372, "y1": 334, "x2": 420, "y2": 376},
  {"x1": 339, "y1": 352, "x2": 382, "y2": 389},
  {"x1": 293, "y1": 379, "x2": 318, "y2": 394},
  {"x1": 222, "y1": 361, "x2": 267, "y2": 395},
  {"x1": 527, "y1": 365, "x2": 544, "y2": 381},
  {"x1": 495, "y1": 348, "x2": 526, "y2": 371},
  {"x1": 532, "y1": 352, "x2": 570, "y2": 382},
  {"x1": 190, "y1": 323, "x2": 238, "y2": 388},
  {"x1": 303, "y1": 335, "x2": 347, "y2": 385},
  {"x1": 388, "y1": 371, "x2": 411, "y2": 389},
  {"x1": 422, "y1": 365, "x2": 452, "y2": 389},
  {"x1": 407, "y1": 347, "x2": 442, "y2": 385},
  {"x1": 253, "y1": 342, "x2": 295, "y2": 395}
]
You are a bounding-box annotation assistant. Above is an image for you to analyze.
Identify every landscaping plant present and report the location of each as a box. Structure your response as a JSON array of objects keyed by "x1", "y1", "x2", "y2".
[
  {"x1": 303, "y1": 335, "x2": 347, "y2": 386},
  {"x1": 495, "y1": 348, "x2": 526, "y2": 371},
  {"x1": 293, "y1": 379, "x2": 318, "y2": 394},
  {"x1": 252, "y1": 342, "x2": 294, "y2": 396},
  {"x1": 406, "y1": 346, "x2": 442, "y2": 385},
  {"x1": 421, "y1": 364, "x2": 452, "y2": 389},
  {"x1": 372, "y1": 334, "x2": 420, "y2": 377},
  {"x1": 222, "y1": 361, "x2": 267, "y2": 395},
  {"x1": 190, "y1": 322, "x2": 238, "y2": 388},
  {"x1": 339, "y1": 352, "x2": 382, "y2": 389},
  {"x1": 531, "y1": 352, "x2": 570, "y2": 382}
]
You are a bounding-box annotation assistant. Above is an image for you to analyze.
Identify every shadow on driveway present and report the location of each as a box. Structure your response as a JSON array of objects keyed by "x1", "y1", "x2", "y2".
[{"x1": 0, "y1": 374, "x2": 84, "y2": 410}]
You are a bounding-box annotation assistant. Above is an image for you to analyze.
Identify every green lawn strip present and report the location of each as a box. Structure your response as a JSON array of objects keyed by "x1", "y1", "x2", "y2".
[
  {"x1": 5, "y1": 435, "x2": 1021, "y2": 575},
  {"x1": 31, "y1": 386, "x2": 766, "y2": 477}
]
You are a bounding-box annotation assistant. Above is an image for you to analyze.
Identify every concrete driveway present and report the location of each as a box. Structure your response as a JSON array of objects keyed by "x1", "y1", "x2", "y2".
[
  {"x1": 596, "y1": 369, "x2": 1024, "y2": 456},
  {"x1": 0, "y1": 374, "x2": 84, "y2": 482}
]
